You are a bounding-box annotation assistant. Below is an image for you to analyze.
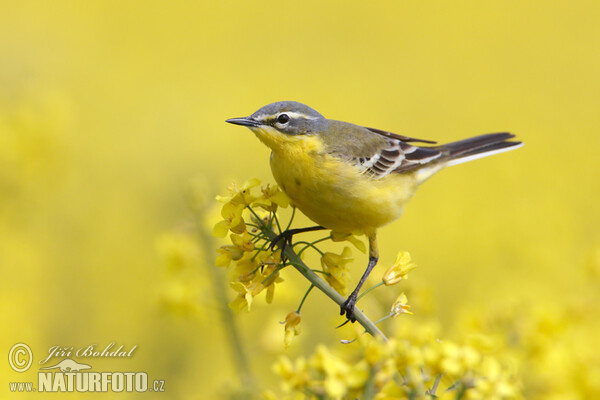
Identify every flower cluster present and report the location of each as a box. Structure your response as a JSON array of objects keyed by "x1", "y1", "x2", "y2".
[
  {"x1": 455, "y1": 296, "x2": 600, "y2": 399},
  {"x1": 212, "y1": 179, "x2": 290, "y2": 313},
  {"x1": 268, "y1": 323, "x2": 521, "y2": 400}
]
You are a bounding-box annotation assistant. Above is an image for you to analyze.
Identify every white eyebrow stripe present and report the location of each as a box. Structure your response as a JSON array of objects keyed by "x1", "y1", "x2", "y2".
[
  {"x1": 282, "y1": 111, "x2": 320, "y2": 120},
  {"x1": 255, "y1": 112, "x2": 320, "y2": 122}
]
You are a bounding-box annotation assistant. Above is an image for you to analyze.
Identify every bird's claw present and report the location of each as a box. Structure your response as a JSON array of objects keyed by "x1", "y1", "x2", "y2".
[
  {"x1": 269, "y1": 231, "x2": 289, "y2": 251},
  {"x1": 269, "y1": 230, "x2": 294, "y2": 261},
  {"x1": 340, "y1": 295, "x2": 358, "y2": 323}
]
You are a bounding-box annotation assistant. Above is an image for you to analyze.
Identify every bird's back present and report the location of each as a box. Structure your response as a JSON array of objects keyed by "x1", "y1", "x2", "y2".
[{"x1": 320, "y1": 120, "x2": 390, "y2": 160}]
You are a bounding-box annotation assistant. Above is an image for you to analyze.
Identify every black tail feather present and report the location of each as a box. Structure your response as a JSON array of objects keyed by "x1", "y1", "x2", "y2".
[{"x1": 440, "y1": 132, "x2": 522, "y2": 163}]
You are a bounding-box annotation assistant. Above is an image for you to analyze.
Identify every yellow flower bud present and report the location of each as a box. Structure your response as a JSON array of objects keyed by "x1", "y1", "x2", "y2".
[
  {"x1": 284, "y1": 311, "x2": 302, "y2": 348},
  {"x1": 230, "y1": 232, "x2": 255, "y2": 252},
  {"x1": 215, "y1": 245, "x2": 244, "y2": 267},
  {"x1": 228, "y1": 281, "x2": 264, "y2": 313}
]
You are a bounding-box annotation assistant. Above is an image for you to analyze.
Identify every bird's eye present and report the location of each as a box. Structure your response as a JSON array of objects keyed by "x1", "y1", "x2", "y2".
[{"x1": 277, "y1": 114, "x2": 290, "y2": 124}]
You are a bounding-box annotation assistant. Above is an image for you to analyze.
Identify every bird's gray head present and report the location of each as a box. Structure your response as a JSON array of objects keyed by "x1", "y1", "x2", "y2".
[{"x1": 226, "y1": 101, "x2": 328, "y2": 135}]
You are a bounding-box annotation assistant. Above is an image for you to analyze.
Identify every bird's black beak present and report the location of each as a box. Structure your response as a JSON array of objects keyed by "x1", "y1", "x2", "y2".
[{"x1": 226, "y1": 117, "x2": 260, "y2": 127}]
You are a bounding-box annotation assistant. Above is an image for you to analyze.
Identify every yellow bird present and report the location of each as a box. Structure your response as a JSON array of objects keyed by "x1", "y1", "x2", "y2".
[{"x1": 227, "y1": 101, "x2": 522, "y2": 321}]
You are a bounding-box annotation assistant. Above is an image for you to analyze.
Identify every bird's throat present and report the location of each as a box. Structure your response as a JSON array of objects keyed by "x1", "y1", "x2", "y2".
[{"x1": 250, "y1": 126, "x2": 322, "y2": 154}]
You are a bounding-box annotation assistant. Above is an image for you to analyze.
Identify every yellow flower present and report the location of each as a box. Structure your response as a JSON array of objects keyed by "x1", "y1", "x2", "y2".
[
  {"x1": 374, "y1": 380, "x2": 404, "y2": 400},
  {"x1": 346, "y1": 360, "x2": 370, "y2": 390},
  {"x1": 391, "y1": 293, "x2": 413, "y2": 316},
  {"x1": 215, "y1": 245, "x2": 244, "y2": 267},
  {"x1": 439, "y1": 341, "x2": 463, "y2": 377},
  {"x1": 331, "y1": 231, "x2": 366, "y2": 253},
  {"x1": 272, "y1": 356, "x2": 310, "y2": 392},
  {"x1": 310, "y1": 345, "x2": 351, "y2": 398},
  {"x1": 359, "y1": 334, "x2": 394, "y2": 367},
  {"x1": 382, "y1": 251, "x2": 417, "y2": 286},
  {"x1": 212, "y1": 202, "x2": 246, "y2": 237},
  {"x1": 260, "y1": 249, "x2": 282, "y2": 268},
  {"x1": 216, "y1": 177, "x2": 261, "y2": 207},
  {"x1": 213, "y1": 178, "x2": 263, "y2": 237},
  {"x1": 320, "y1": 247, "x2": 353, "y2": 295},
  {"x1": 229, "y1": 281, "x2": 264, "y2": 313},
  {"x1": 284, "y1": 311, "x2": 302, "y2": 348},
  {"x1": 216, "y1": 232, "x2": 256, "y2": 267},
  {"x1": 254, "y1": 184, "x2": 290, "y2": 212},
  {"x1": 229, "y1": 253, "x2": 259, "y2": 281},
  {"x1": 230, "y1": 232, "x2": 255, "y2": 252},
  {"x1": 257, "y1": 265, "x2": 284, "y2": 304}
]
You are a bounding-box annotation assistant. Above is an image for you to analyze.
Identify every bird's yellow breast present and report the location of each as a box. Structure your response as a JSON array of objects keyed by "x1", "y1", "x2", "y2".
[{"x1": 252, "y1": 127, "x2": 419, "y2": 234}]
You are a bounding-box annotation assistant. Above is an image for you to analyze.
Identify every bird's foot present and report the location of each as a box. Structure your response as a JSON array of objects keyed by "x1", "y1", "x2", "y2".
[
  {"x1": 269, "y1": 226, "x2": 325, "y2": 261},
  {"x1": 269, "y1": 230, "x2": 292, "y2": 251},
  {"x1": 340, "y1": 294, "x2": 358, "y2": 323},
  {"x1": 269, "y1": 230, "x2": 295, "y2": 261}
]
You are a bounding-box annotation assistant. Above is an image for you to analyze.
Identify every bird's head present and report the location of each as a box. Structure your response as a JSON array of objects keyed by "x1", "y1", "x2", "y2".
[{"x1": 226, "y1": 101, "x2": 328, "y2": 150}]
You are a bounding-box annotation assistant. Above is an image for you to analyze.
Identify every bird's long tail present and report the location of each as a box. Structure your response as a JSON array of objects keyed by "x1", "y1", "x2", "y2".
[
  {"x1": 414, "y1": 132, "x2": 522, "y2": 184},
  {"x1": 440, "y1": 132, "x2": 522, "y2": 167}
]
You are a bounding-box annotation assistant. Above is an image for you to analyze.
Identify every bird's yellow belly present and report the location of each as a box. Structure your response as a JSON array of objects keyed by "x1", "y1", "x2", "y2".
[{"x1": 270, "y1": 150, "x2": 418, "y2": 234}]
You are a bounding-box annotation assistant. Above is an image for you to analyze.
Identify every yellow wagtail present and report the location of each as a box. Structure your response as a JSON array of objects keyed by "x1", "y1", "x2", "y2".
[{"x1": 227, "y1": 101, "x2": 522, "y2": 321}]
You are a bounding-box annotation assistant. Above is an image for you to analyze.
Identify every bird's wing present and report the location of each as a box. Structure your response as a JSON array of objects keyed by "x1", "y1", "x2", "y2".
[
  {"x1": 364, "y1": 126, "x2": 438, "y2": 144},
  {"x1": 323, "y1": 121, "x2": 443, "y2": 179},
  {"x1": 355, "y1": 138, "x2": 442, "y2": 178}
]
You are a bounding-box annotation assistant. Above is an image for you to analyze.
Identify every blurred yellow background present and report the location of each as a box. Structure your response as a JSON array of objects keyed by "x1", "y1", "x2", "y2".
[{"x1": 1, "y1": 1, "x2": 599, "y2": 399}]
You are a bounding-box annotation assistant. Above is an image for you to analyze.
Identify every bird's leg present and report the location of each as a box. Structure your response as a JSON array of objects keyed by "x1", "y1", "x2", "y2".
[
  {"x1": 340, "y1": 232, "x2": 379, "y2": 322},
  {"x1": 269, "y1": 225, "x2": 325, "y2": 259}
]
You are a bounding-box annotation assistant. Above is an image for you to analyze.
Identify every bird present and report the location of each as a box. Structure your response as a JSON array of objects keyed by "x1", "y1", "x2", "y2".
[{"x1": 226, "y1": 101, "x2": 522, "y2": 321}]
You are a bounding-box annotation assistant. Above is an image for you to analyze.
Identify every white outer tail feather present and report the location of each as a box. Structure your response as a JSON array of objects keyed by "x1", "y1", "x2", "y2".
[
  {"x1": 445, "y1": 142, "x2": 524, "y2": 167},
  {"x1": 415, "y1": 141, "x2": 523, "y2": 184}
]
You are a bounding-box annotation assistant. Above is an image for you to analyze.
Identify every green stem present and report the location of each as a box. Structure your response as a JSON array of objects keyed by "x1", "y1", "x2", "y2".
[
  {"x1": 453, "y1": 381, "x2": 467, "y2": 399},
  {"x1": 363, "y1": 369, "x2": 376, "y2": 400},
  {"x1": 357, "y1": 281, "x2": 385, "y2": 302},
  {"x1": 247, "y1": 206, "x2": 268, "y2": 230},
  {"x1": 261, "y1": 265, "x2": 285, "y2": 285},
  {"x1": 272, "y1": 212, "x2": 283, "y2": 234},
  {"x1": 294, "y1": 241, "x2": 325, "y2": 257},
  {"x1": 245, "y1": 230, "x2": 268, "y2": 243},
  {"x1": 266, "y1": 230, "x2": 387, "y2": 340},
  {"x1": 251, "y1": 239, "x2": 272, "y2": 261},
  {"x1": 296, "y1": 236, "x2": 331, "y2": 257},
  {"x1": 285, "y1": 207, "x2": 296, "y2": 231},
  {"x1": 428, "y1": 374, "x2": 443, "y2": 397},
  {"x1": 373, "y1": 312, "x2": 395, "y2": 325},
  {"x1": 296, "y1": 284, "x2": 314, "y2": 313}
]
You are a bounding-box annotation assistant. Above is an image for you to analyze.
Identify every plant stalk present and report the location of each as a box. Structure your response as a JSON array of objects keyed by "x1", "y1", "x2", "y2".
[{"x1": 264, "y1": 229, "x2": 387, "y2": 340}]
